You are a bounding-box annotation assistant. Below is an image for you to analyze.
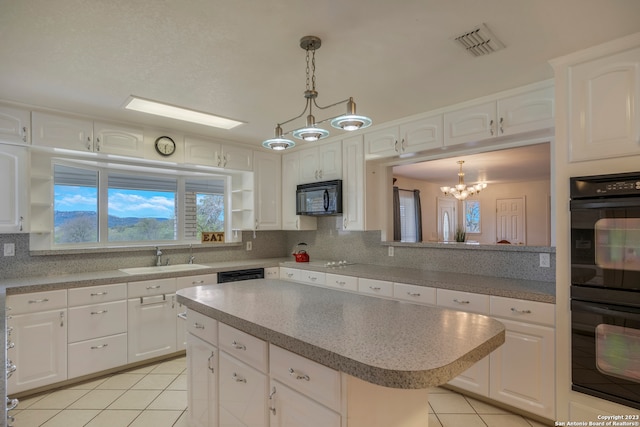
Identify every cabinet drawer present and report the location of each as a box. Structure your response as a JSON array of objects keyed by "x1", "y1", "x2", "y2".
[
  {"x1": 128, "y1": 278, "x2": 176, "y2": 298},
  {"x1": 299, "y1": 271, "x2": 326, "y2": 286},
  {"x1": 68, "y1": 283, "x2": 126, "y2": 306},
  {"x1": 219, "y1": 323, "x2": 268, "y2": 372},
  {"x1": 325, "y1": 273, "x2": 358, "y2": 292},
  {"x1": 265, "y1": 267, "x2": 279, "y2": 279},
  {"x1": 270, "y1": 344, "x2": 341, "y2": 411},
  {"x1": 68, "y1": 333, "x2": 128, "y2": 379},
  {"x1": 7, "y1": 289, "x2": 67, "y2": 314},
  {"x1": 358, "y1": 278, "x2": 393, "y2": 298},
  {"x1": 186, "y1": 309, "x2": 218, "y2": 345},
  {"x1": 490, "y1": 296, "x2": 555, "y2": 326},
  {"x1": 176, "y1": 274, "x2": 217, "y2": 290},
  {"x1": 68, "y1": 300, "x2": 127, "y2": 343},
  {"x1": 280, "y1": 267, "x2": 300, "y2": 281},
  {"x1": 219, "y1": 351, "x2": 268, "y2": 427},
  {"x1": 394, "y1": 283, "x2": 436, "y2": 305},
  {"x1": 437, "y1": 289, "x2": 490, "y2": 314},
  {"x1": 271, "y1": 380, "x2": 341, "y2": 427}
]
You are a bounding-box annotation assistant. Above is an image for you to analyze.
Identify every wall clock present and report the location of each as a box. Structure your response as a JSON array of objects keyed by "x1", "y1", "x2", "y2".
[{"x1": 154, "y1": 136, "x2": 176, "y2": 157}]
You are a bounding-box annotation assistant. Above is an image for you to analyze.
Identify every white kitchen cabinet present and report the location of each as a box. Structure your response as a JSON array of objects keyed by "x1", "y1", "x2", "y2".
[
  {"x1": 489, "y1": 296, "x2": 555, "y2": 419},
  {"x1": 32, "y1": 111, "x2": 144, "y2": 157},
  {"x1": 444, "y1": 83, "x2": 554, "y2": 147},
  {"x1": 0, "y1": 104, "x2": 30, "y2": 144},
  {"x1": 281, "y1": 152, "x2": 317, "y2": 230},
  {"x1": 219, "y1": 351, "x2": 269, "y2": 427},
  {"x1": 185, "y1": 135, "x2": 253, "y2": 171},
  {"x1": 358, "y1": 278, "x2": 393, "y2": 298},
  {"x1": 325, "y1": 273, "x2": 358, "y2": 292},
  {"x1": 177, "y1": 274, "x2": 218, "y2": 351},
  {"x1": 6, "y1": 290, "x2": 68, "y2": 394},
  {"x1": 298, "y1": 270, "x2": 326, "y2": 287},
  {"x1": 127, "y1": 278, "x2": 178, "y2": 363},
  {"x1": 269, "y1": 380, "x2": 341, "y2": 427},
  {"x1": 187, "y1": 333, "x2": 218, "y2": 427},
  {"x1": 218, "y1": 323, "x2": 268, "y2": 372},
  {"x1": 298, "y1": 140, "x2": 342, "y2": 184},
  {"x1": 265, "y1": 267, "x2": 279, "y2": 279},
  {"x1": 279, "y1": 267, "x2": 300, "y2": 282},
  {"x1": 562, "y1": 44, "x2": 640, "y2": 161},
  {"x1": 364, "y1": 115, "x2": 443, "y2": 159},
  {"x1": 253, "y1": 151, "x2": 281, "y2": 230},
  {"x1": 0, "y1": 144, "x2": 28, "y2": 233},
  {"x1": 393, "y1": 282, "x2": 436, "y2": 306},
  {"x1": 342, "y1": 135, "x2": 365, "y2": 230}
]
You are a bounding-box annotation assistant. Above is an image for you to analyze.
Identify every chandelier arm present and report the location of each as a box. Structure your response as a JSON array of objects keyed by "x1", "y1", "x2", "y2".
[
  {"x1": 276, "y1": 98, "x2": 312, "y2": 128},
  {"x1": 312, "y1": 97, "x2": 351, "y2": 111}
]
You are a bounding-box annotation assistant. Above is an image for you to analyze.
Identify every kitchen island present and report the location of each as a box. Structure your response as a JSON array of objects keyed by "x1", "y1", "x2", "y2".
[{"x1": 177, "y1": 278, "x2": 505, "y2": 427}]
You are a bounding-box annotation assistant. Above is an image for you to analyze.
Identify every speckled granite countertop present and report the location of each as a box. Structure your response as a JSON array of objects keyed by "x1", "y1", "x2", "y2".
[
  {"x1": 280, "y1": 262, "x2": 556, "y2": 303},
  {"x1": 177, "y1": 279, "x2": 505, "y2": 389}
]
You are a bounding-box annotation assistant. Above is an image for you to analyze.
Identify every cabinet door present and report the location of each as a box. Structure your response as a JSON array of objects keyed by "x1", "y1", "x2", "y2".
[
  {"x1": 400, "y1": 115, "x2": 443, "y2": 153},
  {"x1": 447, "y1": 355, "x2": 489, "y2": 396},
  {"x1": 94, "y1": 121, "x2": 144, "y2": 157},
  {"x1": 253, "y1": 151, "x2": 281, "y2": 230},
  {"x1": 0, "y1": 145, "x2": 28, "y2": 233},
  {"x1": 443, "y1": 102, "x2": 496, "y2": 147},
  {"x1": 298, "y1": 148, "x2": 319, "y2": 184},
  {"x1": 269, "y1": 380, "x2": 340, "y2": 427},
  {"x1": 0, "y1": 104, "x2": 30, "y2": 144},
  {"x1": 222, "y1": 144, "x2": 253, "y2": 171},
  {"x1": 187, "y1": 333, "x2": 218, "y2": 427},
  {"x1": 317, "y1": 141, "x2": 342, "y2": 181},
  {"x1": 281, "y1": 152, "x2": 316, "y2": 230},
  {"x1": 127, "y1": 294, "x2": 177, "y2": 363},
  {"x1": 219, "y1": 351, "x2": 268, "y2": 427},
  {"x1": 489, "y1": 318, "x2": 555, "y2": 419},
  {"x1": 342, "y1": 135, "x2": 365, "y2": 230},
  {"x1": 32, "y1": 111, "x2": 93, "y2": 151},
  {"x1": 7, "y1": 309, "x2": 67, "y2": 394},
  {"x1": 185, "y1": 136, "x2": 222, "y2": 167},
  {"x1": 364, "y1": 126, "x2": 400, "y2": 159},
  {"x1": 568, "y1": 46, "x2": 640, "y2": 162},
  {"x1": 497, "y1": 85, "x2": 554, "y2": 136}
]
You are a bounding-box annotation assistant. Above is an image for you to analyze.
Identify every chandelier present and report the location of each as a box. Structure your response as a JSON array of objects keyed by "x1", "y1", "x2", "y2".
[
  {"x1": 440, "y1": 161, "x2": 487, "y2": 201},
  {"x1": 262, "y1": 36, "x2": 372, "y2": 151}
]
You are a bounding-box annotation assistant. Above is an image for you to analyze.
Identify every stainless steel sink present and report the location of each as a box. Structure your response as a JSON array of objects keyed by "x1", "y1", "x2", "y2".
[{"x1": 119, "y1": 264, "x2": 210, "y2": 275}]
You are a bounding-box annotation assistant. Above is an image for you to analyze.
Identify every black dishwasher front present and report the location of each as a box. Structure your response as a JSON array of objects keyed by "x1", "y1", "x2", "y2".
[{"x1": 217, "y1": 268, "x2": 265, "y2": 283}]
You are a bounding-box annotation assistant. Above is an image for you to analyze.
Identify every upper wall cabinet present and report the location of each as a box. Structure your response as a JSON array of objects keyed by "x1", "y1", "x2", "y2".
[
  {"x1": 364, "y1": 115, "x2": 443, "y2": 159},
  {"x1": 254, "y1": 151, "x2": 281, "y2": 230},
  {"x1": 554, "y1": 39, "x2": 640, "y2": 162},
  {"x1": 444, "y1": 84, "x2": 554, "y2": 147},
  {"x1": 281, "y1": 151, "x2": 317, "y2": 231},
  {"x1": 0, "y1": 145, "x2": 29, "y2": 233},
  {"x1": 298, "y1": 140, "x2": 342, "y2": 184},
  {"x1": 0, "y1": 104, "x2": 30, "y2": 145},
  {"x1": 184, "y1": 135, "x2": 253, "y2": 171},
  {"x1": 32, "y1": 112, "x2": 144, "y2": 157}
]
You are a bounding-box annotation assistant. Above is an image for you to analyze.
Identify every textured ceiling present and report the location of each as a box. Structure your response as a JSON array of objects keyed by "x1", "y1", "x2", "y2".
[{"x1": 1, "y1": 0, "x2": 639, "y2": 152}]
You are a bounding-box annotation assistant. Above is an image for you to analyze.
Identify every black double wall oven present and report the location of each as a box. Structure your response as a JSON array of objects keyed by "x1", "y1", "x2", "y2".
[{"x1": 570, "y1": 172, "x2": 640, "y2": 410}]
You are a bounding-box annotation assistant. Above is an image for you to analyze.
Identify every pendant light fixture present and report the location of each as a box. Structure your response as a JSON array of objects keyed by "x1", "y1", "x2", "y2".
[
  {"x1": 440, "y1": 161, "x2": 488, "y2": 201},
  {"x1": 262, "y1": 36, "x2": 372, "y2": 150}
]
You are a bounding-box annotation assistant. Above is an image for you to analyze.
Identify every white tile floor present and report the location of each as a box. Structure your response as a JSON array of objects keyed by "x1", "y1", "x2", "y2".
[{"x1": 10, "y1": 355, "x2": 550, "y2": 427}]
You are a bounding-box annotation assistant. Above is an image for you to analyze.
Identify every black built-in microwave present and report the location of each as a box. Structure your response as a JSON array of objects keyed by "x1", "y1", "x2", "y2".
[{"x1": 296, "y1": 180, "x2": 343, "y2": 216}]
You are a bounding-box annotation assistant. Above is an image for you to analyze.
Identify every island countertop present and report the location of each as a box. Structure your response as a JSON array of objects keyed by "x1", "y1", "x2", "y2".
[{"x1": 177, "y1": 279, "x2": 505, "y2": 389}]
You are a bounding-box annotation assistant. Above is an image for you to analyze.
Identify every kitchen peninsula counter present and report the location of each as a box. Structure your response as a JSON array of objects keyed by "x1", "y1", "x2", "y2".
[{"x1": 177, "y1": 279, "x2": 505, "y2": 389}]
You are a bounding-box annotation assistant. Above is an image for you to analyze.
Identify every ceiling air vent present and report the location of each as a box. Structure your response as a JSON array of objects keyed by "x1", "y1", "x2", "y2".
[{"x1": 454, "y1": 23, "x2": 505, "y2": 57}]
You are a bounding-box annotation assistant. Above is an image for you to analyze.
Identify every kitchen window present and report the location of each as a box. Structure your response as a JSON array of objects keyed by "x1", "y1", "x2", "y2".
[{"x1": 53, "y1": 162, "x2": 227, "y2": 247}]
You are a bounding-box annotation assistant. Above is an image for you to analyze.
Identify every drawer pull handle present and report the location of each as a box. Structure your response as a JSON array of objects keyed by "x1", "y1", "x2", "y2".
[
  {"x1": 369, "y1": 286, "x2": 381, "y2": 291},
  {"x1": 146, "y1": 285, "x2": 161, "y2": 290},
  {"x1": 192, "y1": 280, "x2": 205, "y2": 285},
  {"x1": 232, "y1": 341, "x2": 246, "y2": 351},
  {"x1": 90, "y1": 310, "x2": 108, "y2": 315},
  {"x1": 407, "y1": 292, "x2": 421, "y2": 297},
  {"x1": 453, "y1": 299, "x2": 470, "y2": 304},
  {"x1": 28, "y1": 298, "x2": 49, "y2": 304},
  {"x1": 208, "y1": 352, "x2": 215, "y2": 373},
  {"x1": 269, "y1": 386, "x2": 277, "y2": 415},
  {"x1": 139, "y1": 294, "x2": 167, "y2": 305},
  {"x1": 232, "y1": 372, "x2": 246, "y2": 383},
  {"x1": 288, "y1": 368, "x2": 310, "y2": 381},
  {"x1": 309, "y1": 276, "x2": 317, "y2": 281},
  {"x1": 286, "y1": 273, "x2": 294, "y2": 278},
  {"x1": 91, "y1": 344, "x2": 108, "y2": 350},
  {"x1": 177, "y1": 312, "x2": 187, "y2": 320},
  {"x1": 336, "y1": 281, "x2": 346, "y2": 286},
  {"x1": 7, "y1": 398, "x2": 19, "y2": 411},
  {"x1": 90, "y1": 291, "x2": 108, "y2": 296},
  {"x1": 510, "y1": 307, "x2": 532, "y2": 314},
  {"x1": 194, "y1": 322, "x2": 205, "y2": 329}
]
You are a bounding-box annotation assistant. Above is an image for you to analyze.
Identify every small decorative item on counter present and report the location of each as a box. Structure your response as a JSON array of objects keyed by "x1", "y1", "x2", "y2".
[
  {"x1": 455, "y1": 228, "x2": 466, "y2": 243},
  {"x1": 292, "y1": 242, "x2": 310, "y2": 262},
  {"x1": 201, "y1": 231, "x2": 225, "y2": 243}
]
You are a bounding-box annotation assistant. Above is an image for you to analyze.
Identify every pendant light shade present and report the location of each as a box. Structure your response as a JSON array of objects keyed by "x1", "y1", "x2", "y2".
[{"x1": 261, "y1": 36, "x2": 372, "y2": 150}]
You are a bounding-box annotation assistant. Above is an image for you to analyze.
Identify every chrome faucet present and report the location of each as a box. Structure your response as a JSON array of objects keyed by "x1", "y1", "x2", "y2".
[
  {"x1": 188, "y1": 244, "x2": 195, "y2": 264},
  {"x1": 155, "y1": 247, "x2": 163, "y2": 266}
]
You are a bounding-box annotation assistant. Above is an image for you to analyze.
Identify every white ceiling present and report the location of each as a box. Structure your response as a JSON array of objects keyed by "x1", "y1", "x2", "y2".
[{"x1": 1, "y1": 0, "x2": 639, "y2": 151}]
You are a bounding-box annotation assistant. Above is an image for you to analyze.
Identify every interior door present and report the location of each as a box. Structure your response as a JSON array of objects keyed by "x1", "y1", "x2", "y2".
[
  {"x1": 437, "y1": 198, "x2": 456, "y2": 241},
  {"x1": 496, "y1": 197, "x2": 526, "y2": 244}
]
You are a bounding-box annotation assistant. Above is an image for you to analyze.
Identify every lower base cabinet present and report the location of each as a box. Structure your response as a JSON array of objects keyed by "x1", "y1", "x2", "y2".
[
  {"x1": 68, "y1": 333, "x2": 127, "y2": 379},
  {"x1": 127, "y1": 294, "x2": 177, "y2": 362},
  {"x1": 219, "y1": 351, "x2": 268, "y2": 427},
  {"x1": 186, "y1": 333, "x2": 218, "y2": 427},
  {"x1": 269, "y1": 380, "x2": 341, "y2": 427}
]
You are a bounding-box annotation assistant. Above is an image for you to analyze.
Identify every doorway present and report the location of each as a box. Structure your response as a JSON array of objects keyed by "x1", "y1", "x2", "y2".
[
  {"x1": 437, "y1": 197, "x2": 456, "y2": 241},
  {"x1": 496, "y1": 197, "x2": 526, "y2": 244}
]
